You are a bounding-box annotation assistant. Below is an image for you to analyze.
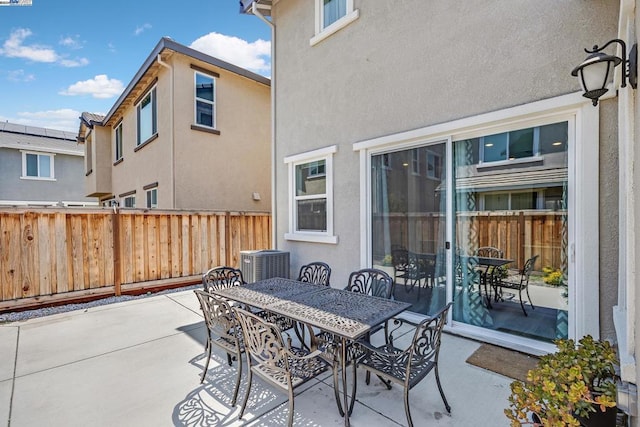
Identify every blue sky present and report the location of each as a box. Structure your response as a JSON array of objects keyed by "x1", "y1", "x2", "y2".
[{"x1": 0, "y1": 0, "x2": 271, "y2": 132}]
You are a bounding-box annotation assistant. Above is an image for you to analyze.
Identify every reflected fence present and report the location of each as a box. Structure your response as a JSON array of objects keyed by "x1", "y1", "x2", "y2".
[{"x1": 373, "y1": 210, "x2": 565, "y2": 272}]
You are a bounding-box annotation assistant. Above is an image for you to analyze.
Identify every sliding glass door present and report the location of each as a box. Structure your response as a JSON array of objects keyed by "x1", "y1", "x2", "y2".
[
  {"x1": 371, "y1": 141, "x2": 448, "y2": 317},
  {"x1": 370, "y1": 119, "x2": 570, "y2": 344}
]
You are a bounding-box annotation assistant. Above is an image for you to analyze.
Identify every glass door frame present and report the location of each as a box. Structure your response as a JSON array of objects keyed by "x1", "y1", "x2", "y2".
[{"x1": 356, "y1": 93, "x2": 600, "y2": 355}]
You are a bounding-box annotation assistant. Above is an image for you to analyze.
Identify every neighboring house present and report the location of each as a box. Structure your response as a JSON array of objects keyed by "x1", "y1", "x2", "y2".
[
  {"x1": 78, "y1": 37, "x2": 271, "y2": 211},
  {"x1": 0, "y1": 121, "x2": 97, "y2": 207},
  {"x1": 240, "y1": 0, "x2": 640, "y2": 420}
]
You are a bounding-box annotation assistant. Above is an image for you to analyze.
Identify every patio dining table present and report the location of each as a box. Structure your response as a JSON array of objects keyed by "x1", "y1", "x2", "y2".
[
  {"x1": 470, "y1": 256, "x2": 514, "y2": 308},
  {"x1": 211, "y1": 277, "x2": 412, "y2": 427}
]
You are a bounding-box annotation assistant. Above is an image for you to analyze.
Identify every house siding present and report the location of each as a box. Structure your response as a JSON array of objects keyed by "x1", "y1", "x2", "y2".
[
  {"x1": 270, "y1": 0, "x2": 620, "y2": 338},
  {"x1": 0, "y1": 146, "x2": 94, "y2": 206},
  {"x1": 82, "y1": 39, "x2": 271, "y2": 212}
]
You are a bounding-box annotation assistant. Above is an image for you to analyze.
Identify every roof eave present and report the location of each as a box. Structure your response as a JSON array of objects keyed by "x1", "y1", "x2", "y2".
[{"x1": 102, "y1": 37, "x2": 270, "y2": 126}]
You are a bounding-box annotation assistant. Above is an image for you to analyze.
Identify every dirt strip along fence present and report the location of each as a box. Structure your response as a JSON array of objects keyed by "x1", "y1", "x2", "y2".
[{"x1": 0, "y1": 208, "x2": 271, "y2": 311}]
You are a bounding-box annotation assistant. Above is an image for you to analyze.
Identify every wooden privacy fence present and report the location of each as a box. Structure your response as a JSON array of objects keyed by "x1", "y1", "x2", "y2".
[
  {"x1": 373, "y1": 210, "x2": 565, "y2": 270},
  {"x1": 0, "y1": 208, "x2": 271, "y2": 310}
]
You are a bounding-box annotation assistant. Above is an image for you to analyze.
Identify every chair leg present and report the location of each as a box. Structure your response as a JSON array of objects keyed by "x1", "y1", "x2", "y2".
[
  {"x1": 238, "y1": 365, "x2": 252, "y2": 419},
  {"x1": 518, "y1": 288, "x2": 528, "y2": 316},
  {"x1": 435, "y1": 364, "x2": 451, "y2": 413},
  {"x1": 200, "y1": 338, "x2": 212, "y2": 383},
  {"x1": 231, "y1": 350, "x2": 242, "y2": 407},
  {"x1": 404, "y1": 386, "x2": 414, "y2": 427},
  {"x1": 287, "y1": 385, "x2": 294, "y2": 427},
  {"x1": 347, "y1": 359, "x2": 358, "y2": 416},
  {"x1": 525, "y1": 286, "x2": 535, "y2": 311}
]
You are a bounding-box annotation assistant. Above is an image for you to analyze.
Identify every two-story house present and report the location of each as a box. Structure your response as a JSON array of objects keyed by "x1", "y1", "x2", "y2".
[
  {"x1": 78, "y1": 37, "x2": 271, "y2": 211},
  {"x1": 240, "y1": 0, "x2": 640, "y2": 420},
  {"x1": 0, "y1": 122, "x2": 97, "y2": 207}
]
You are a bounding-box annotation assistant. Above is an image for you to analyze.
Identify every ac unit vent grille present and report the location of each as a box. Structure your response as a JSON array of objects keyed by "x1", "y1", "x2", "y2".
[{"x1": 240, "y1": 250, "x2": 290, "y2": 283}]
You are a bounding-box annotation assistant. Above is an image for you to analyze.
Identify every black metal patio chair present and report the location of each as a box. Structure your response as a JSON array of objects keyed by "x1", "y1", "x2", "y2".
[
  {"x1": 193, "y1": 289, "x2": 244, "y2": 406},
  {"x1": 493, "y1": 255, "x2": 539, "y2": 316},
  {"x1": 356, "y1": 302, "x2": 453, "y2": 427},
  {"x1": 297, "y1": 261, "x2": 331, "y2": 286},
  {"x1": 202, "y1": 266, "x2": 245, "y2": 292},
  {"x1": 233, "y1": 307, "x2": 331, "y2": 427}
]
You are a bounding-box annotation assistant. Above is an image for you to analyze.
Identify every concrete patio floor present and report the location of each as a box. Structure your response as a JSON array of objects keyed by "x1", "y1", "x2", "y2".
[{"x1": 1, "y1": 289, "x2": 515, "y2": 426}]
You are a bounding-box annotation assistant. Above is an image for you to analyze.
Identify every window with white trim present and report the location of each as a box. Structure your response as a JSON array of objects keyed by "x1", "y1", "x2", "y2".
[
  {"x1": 285, "y1": 146, "x2": 337, "y2": 244},
  {"x1": 312, "y1": 0, "x2": 359, "y2": 46},
  {"x1": 146, "y1": 188, "x2": 158, "y2": 209},
  {"x1": 122, "y1": 195, "x2": 136, "y2": 208},
  {"x1": 426, "y1": 150, "x2": 442, "y2": 179},
  {"x1": 114, "y1": 123, "x2": 123, "y2": 162},
  {"x1": 137, "y1": 86, "x2": 157, "y2": 145},
  {"x1": 411, "y1": 149, "x2": 420, "y2": 175},
  {"x1": 195, "y1": 71, "x2": 216, "y2": 128},
  {"x1": 22, "y1": 151, "x2": 54, "y2": 179}
]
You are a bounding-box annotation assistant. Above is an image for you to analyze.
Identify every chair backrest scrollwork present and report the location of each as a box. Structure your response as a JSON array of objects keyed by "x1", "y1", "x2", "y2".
[
  {"x1": 347, "y1": 268, "x2": 394, "y2": 299},
  {"x1": 297, "y1": 262, "x2": 331, "y2": 286},
  {"x1": 203, "y1": 266, "x2": 245, "y2": 292}
]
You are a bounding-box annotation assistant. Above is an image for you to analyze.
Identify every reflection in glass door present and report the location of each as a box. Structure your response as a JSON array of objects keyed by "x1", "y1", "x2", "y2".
[
  {"x1": 452, "y1": 121, "x2": 570, "y2": 343},
  {"x1": 371, "y1": 142, "x2": 448, "y2": 317}
]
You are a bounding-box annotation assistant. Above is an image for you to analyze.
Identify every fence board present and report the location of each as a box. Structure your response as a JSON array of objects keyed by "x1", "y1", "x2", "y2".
[{"x1": 0, "y1": 208, "x2": 271, "y2": 306}]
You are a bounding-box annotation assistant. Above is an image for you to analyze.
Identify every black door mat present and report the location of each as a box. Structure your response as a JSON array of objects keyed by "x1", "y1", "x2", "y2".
[{"x1": 465, "y1": 343, "x2": 539, "y2": 382}]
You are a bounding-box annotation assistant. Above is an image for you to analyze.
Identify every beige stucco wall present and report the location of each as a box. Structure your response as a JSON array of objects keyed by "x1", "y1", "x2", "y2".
[
  {"x1": 83, "y1": 125, "x2": 112, "y2": 197},
  {"x1": 98, "y1": 50, "x2": 271, "y2": 212},
  {"x1": 271, "y1": 0, "x2": 620, "y2": 338},
  {"x1": 109, "y1": 70, "x2": 173, "y2": 206},
  {"x1": 171, "y1": 54, "x2": 272, "y2": 211}
]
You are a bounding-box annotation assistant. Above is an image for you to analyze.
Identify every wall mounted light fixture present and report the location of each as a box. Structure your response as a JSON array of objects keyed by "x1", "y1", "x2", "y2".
[{"x1": 571, "y1": 38, "x2": 637, "y2": 106}]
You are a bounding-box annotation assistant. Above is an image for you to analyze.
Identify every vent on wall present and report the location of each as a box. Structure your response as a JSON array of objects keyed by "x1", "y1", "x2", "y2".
[{"x1": 240, "y1": 250, "x2": 290, "y2": 283}]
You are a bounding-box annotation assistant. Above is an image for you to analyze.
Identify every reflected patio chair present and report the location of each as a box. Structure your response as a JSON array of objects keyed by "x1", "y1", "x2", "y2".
[
  {"x1": 391, "y1": 248, "x2": 410, "y2": 285},
  {"x1": 297, "y1": 261, "x2": 331, "y2": 286},
  {"x1": 233, "y1": 307, "x2": 331, "y2": 427},
  {"x1": 474, "y1": 246, "x2": 503, "y2": 258},
  {"x1": 193, "y1": 289, "x2": 244, "y2": 406},
  {"x1": 202, "y1": 266, "x2": 245, "y2": 292},
  {"x1": 356, "y1": 302, "x2": 453, "y2": 427},
  {"x1": 493, "y1": 255, "x2": 539, "y2": 316}
]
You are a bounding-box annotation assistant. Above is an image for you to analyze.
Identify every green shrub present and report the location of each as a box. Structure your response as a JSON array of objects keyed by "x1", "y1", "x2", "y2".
[{"x1": 505, "y1": 335, "x2": 618, "y2": 426}]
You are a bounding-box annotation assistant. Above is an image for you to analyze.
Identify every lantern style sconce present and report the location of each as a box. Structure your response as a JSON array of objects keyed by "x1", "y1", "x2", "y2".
[{"x1": 571, "y1": 38, "x2": 637, "y2": 106}]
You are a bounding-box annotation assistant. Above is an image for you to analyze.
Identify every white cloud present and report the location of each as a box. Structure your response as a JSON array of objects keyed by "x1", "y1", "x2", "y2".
[
  {"x1": 134, "y1": 23, "x2": 152, "y2": 36},
  {"x1": 59, "y1": 74, "x2": 124, "y2": 99},
  {"x1": 190, "y1": 32, "x2": 271, "y2": 75},
  {"x1": 7, "y1": 69, "x2": 35, "y2": 82},
  {"x1": 0, "y1": 28, "x2": 89, "y2": 68},
  {"x1": 59, "y1": 57, "x2": 90, "y2": 67},
  {"x1": 0, "y1": 108, "x2": 84, "y2": 132},
  {"x1": 59, "y1": 35, "x2": 82, "y2": 49},
  {"x1": 0, "y1": 28, "x2": 57, "y2": 62}
]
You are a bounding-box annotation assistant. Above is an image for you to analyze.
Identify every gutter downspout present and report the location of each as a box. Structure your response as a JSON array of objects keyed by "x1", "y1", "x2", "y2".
[
  {"x1": 157, "y1": 53, "x2": 176, "y2": 207},
  {"x1": 252, "y1": 2, "x2": 277, "y2": 250}
]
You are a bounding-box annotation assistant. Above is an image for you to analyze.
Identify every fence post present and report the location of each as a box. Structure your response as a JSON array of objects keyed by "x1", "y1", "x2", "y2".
[
  {"x1": 518, "y1": 211, "x2": 525, "y2": 269},
  {"x1": 112, "y1": 208, "x2": 122, "y2": 296},
  {"x1": 225, "y1": 211, "x2": 231, "y2": 266}
]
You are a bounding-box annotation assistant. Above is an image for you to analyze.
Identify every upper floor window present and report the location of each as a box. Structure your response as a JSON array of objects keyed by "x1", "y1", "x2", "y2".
[
  {"x1": 137, "y1": 87, "x2": 157, "y2": 146},
  {"x1": 195, "y1": 72, "x2": 216, "y2": 128},
  {"x1": 411, "y1": 149, "x2": 420, "y2": 175},
  {"x1": 146, "y1": 188, "x2": 158, "y2": 209},
  {"x1": 284, "y1": 145, "x2": 338, "y2": 244},
  {"x1": 312, "y1": 0, "x2": 358, "y2": 46},
  {"x1": 480, "y1": 122, "x2": 567, "y2": 164},
  {"x1": 426, "y1": 151, "x2": 442, "y2": 180},
  {"x1": 22, "y1": 151, "x2": 54, "y2": 180},
  {"x1": 114, "y1": 123, "x2": 123, "y2": 162}
]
